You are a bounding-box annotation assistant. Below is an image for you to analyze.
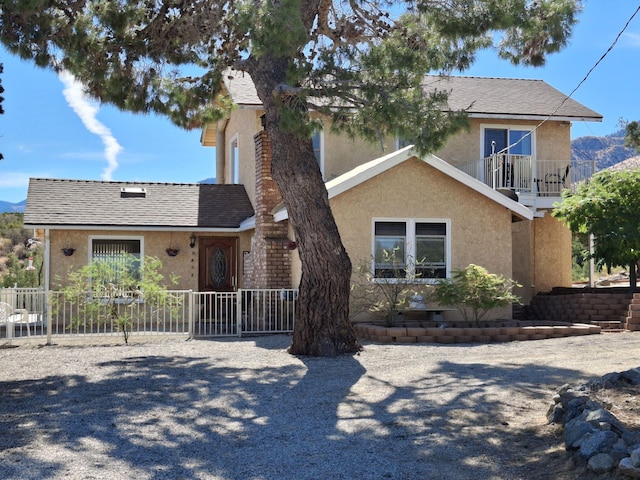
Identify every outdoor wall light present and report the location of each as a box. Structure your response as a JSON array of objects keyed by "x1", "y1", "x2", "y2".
[{"x1": 189, "y1": 234, "x2": 196, "y2": 249}]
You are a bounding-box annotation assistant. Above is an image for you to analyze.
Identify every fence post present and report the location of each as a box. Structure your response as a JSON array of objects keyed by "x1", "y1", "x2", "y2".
[
  {"x1": 236, "y1": 290, "x2": 243, "y2": 337},
  {"x1": 46, "y1": 291, "x2": 53, "y2": 345},
  {"x1": 188, "y1": 290, "x2": 194, "y2": 339}
]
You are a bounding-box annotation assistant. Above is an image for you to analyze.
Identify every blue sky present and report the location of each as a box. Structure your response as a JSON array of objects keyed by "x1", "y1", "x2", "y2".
[{"x1": 1, "y1": 1, "x2": 639, "y2": 204}]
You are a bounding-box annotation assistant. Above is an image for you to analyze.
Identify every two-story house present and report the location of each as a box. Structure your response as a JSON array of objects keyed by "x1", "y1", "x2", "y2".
[
  {"x1": 200, "y1": 72, "x2": 601, "y2": 308},
  {"x1": 24, "y1": 72, "x2": 601, "y2": 321}
]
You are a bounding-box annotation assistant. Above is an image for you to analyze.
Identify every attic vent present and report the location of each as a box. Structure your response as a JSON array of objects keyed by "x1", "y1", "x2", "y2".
[{"x1": 120, "y1": 187, "x2": 147, "y2": 198}]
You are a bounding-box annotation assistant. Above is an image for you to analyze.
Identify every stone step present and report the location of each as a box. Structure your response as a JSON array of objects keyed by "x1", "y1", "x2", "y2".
[{"x1": 591, "y1": 320, "x2": 623, "y2": 330}]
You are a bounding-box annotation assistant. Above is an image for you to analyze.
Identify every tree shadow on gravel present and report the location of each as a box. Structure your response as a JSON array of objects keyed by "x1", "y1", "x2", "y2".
[{"x1": 0, "y1": 343, "x2": 596, "y2": 480}]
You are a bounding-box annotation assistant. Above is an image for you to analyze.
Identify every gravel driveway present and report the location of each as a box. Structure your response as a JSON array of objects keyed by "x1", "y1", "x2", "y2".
[{"x1": 2, "y1": 333, "x2": 640, "y2": 480}]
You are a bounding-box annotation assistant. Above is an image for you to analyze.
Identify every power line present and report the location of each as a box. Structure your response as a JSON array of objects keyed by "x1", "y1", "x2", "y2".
[{"x1": 500, "y1": 4, "x2": 640, "y2": 155}]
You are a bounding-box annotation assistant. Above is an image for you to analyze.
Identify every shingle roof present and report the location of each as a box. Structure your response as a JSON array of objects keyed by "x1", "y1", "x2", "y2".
[
  {"x1": 222, "y1": 70, "x2": 601, "y2": 121},
  {"x1": 423, "y1": 75, "x2": 602, "y2": 121},
  {"x1": 24, "y1": 179, "x2": 255, "y2": 229}
]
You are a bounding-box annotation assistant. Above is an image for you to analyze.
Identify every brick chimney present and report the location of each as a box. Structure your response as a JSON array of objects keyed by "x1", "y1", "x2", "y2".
[{"x1": 244, "y1": 130, "x2": 292, "y2": 288}]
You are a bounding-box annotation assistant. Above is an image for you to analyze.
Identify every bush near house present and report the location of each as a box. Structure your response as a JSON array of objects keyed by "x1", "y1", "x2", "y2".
[{"x1": 432, "y1": 264, "x2": 521, "y2": 325}]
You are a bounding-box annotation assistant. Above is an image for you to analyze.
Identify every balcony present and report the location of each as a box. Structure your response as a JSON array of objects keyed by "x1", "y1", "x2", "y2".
[{"x1": 457, "y1": 155, "x2": 597, "y2": 209}]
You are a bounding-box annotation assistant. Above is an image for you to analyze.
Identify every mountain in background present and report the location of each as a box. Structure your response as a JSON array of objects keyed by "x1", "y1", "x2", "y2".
[
  {"x1": 0, "y1": 200, "x2": 26, "y2": 214},
  {"x1": 571, "y1": 129, "x2": 637, "y2": 170}
]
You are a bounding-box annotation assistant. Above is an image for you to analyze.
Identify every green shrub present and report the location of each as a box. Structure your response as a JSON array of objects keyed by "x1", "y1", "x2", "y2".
[{"x1": 432, "y1": 264, "x2": 520, "y2": 325}]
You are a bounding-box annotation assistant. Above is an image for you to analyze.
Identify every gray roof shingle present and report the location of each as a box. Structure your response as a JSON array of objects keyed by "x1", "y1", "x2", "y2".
[
  {"x1": 222, "y1": 70, "x2": 601, "y2": 121},
  {"x1": 423, "y1": 75, "x2": 602, "y2": 121},
  {"x1": 24, "y1": 179, "x2": 255, "y2": 229}
]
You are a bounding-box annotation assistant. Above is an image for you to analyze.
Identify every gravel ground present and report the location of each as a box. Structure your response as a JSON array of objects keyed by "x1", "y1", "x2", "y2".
[{"x1": 2, "y1": 333, "x2": 640, "y2": 480}]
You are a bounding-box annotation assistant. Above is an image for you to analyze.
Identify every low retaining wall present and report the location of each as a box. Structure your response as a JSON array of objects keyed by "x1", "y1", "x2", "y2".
[{"x1": 354, "y1": 321, "x2": 601, "y2": 344}]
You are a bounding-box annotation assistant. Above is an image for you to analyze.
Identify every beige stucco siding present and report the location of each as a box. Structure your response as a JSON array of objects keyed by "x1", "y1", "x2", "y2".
[
  {"x1": 329, "y1": 157, "x2": 514, "y2": 320},
  {"x1": 532, "y1": 214, "x2": 572, "y2": 293},
  {"x1": 48, "y1": 230, "x2": 252, "y2": 291},
  {"x1": 434, "y1": 119, "x2": 570, "y2": 167},
  {"x1": 224, "y1": 109, "x2": 262, "y2": 205},
  {"x1": 322, "y1": 128, "x2": 396, "y2": 180}
]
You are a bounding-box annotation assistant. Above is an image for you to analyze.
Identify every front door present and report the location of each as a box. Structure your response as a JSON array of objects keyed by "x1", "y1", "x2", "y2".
[{"x1": 199, "y1": 237, "x2": 238, "y2": 292}]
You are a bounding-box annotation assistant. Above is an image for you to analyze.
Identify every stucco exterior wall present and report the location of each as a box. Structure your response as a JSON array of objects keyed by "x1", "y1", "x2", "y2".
[
  {"x1": 434, "y1": 119, "x2": 569, "y2": 167},
  {"x1": 224, "y1": 109, "x2": 262, "y2": 205},
  {"x1": 48, "y1": 230, "x2": 253, "y2": 291},
  {"x1": 533, "y1": 214, "x2": 572, "y2": 294},
  {"x1": 322, "y1": 127, "x2": 395, "y2": 180},
  {"x1": 511, "y1": 220, "x2": 534, "y2": 304},
  {"x1": 329, "y1": 157, "x2": 514, "y2": 321}
]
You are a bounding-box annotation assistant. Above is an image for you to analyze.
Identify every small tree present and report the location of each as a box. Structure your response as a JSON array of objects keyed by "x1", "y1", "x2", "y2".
[
  {"x1": 623, "y1": 120, "x2": 640, "y2": 152},
  {"x1": 432, "y1": 264, "x2": 520, "y2": 325},
  {"x1": 553, "y1": 169, "x2": 640, "y2": 293},
  {"x1": 0, "y1": 248, "x2": 43, "y2": 288},
  {"x1": 59, "y1": 255, "x2": 180, "y2": 343},
  {"x1": 351, "y1": 248, "x2": 431, "y2": 326}
]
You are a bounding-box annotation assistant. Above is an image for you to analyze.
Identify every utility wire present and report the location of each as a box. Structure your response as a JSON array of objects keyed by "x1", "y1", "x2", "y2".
[{"x1": 498, "y1": 4, "x2": 640, "y2": 155}]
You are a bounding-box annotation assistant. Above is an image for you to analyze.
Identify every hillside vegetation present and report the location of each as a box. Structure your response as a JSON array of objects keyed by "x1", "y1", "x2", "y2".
[{"x1": 0, "y1": 213, "x2": 42, "y2": 287}]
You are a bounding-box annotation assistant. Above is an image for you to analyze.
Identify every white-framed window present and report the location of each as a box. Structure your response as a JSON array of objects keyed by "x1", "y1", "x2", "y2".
[
  {"x1": 312, "y1": 130, "x2": 325, "y2": 179},
  {"x1": 373, "y1": 219, "x2": 450, "y2": 281},
  {"x1": 396, "y1": 137, "x2": 415, "y2": 150},
  {"x1": 481, "y1": 125, "x2": 534, "y2": 157},
  {"x1": 230, "y1": 134, "x2": 239, "y2": 184},
  {"x1": 89, "y1": 236, "x2": 143, "y2": 283}
]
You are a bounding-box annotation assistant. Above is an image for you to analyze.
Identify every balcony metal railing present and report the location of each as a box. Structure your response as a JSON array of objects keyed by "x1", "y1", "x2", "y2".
[{"x1": 457, "y1": 156, "x2": 597, "y2": 197}]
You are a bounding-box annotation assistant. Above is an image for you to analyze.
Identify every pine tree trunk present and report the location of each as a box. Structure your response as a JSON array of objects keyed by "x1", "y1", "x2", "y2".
[
  {"x1": 250, "y1": 62, "x2": 361, "y2": 357},
  {"x1": 630, "y1": 261, "x2": 638, "y2": 295}
]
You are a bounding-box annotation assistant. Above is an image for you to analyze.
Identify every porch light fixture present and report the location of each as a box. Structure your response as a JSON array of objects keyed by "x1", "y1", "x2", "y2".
[{"x1": 189, "y1": 234, "x2": 196, "y2": 249}]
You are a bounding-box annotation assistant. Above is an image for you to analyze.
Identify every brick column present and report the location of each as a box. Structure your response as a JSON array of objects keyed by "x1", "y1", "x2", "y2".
[{"x1": 244, "y1": 131, "x2": 292, "y2": 289}]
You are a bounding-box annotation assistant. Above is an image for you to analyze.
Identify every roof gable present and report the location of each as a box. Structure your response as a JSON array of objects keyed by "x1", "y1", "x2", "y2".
[
  {"x1": 24, "y1": 179, "x2": 255, "y2": 230},
  {"x1": 274, "y1": 146, "x2": 534, "y2": 221}
]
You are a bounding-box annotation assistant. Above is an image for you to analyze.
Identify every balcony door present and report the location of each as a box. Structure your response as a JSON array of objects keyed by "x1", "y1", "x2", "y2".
[{"x1": 482, "y1": 127, "x2": 533, "y2": 189}]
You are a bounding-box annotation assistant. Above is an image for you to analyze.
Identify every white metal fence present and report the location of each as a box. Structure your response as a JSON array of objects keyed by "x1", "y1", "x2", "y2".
[
  {"x1": 457, "y1": 157, "x2": 597, "y2": 196},
  {"x1": 0, "y1": 287, "x2": 297, "y2": 344}
]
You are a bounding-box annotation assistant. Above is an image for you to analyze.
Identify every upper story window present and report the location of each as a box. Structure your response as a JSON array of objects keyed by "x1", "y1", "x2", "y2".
[
  {"x1": 482, "y1": 126, "x2": 533, "y2": 157},
  {"x1": 230, "y1": 135, "x2": 239, "y2": 184},
  {"x1": 373, "y1": 219, "x2": 450, "y2": 281},
  {"x1": 312, "y1": 130, "x2": 325, "y2": 180}
]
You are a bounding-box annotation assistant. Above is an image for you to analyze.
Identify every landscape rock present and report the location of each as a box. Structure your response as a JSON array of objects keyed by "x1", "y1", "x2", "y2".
[
  {"x1": 550, "y1": 367, "x2": 640, "y2": 478},
  {"x1": 579, "y1": 431, "x2": 618, "y2": 458},
  {"x1": 587, "y1": 453, "x2": 615, "y2": 474},
  {"x1": 619, "y1": 457, "x2": 640, "y2": 478}
]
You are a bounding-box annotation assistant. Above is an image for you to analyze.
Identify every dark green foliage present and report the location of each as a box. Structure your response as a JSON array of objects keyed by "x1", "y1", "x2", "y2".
[
  {"x1": 553, "y1": 169, "x2": 640, "y2": 291},
  {"x1": 624, "y1": 121, "x2": 640, "y2": 152},
  {"x1": 432, "y1": 264, "x2": 521, "y2": 324}
]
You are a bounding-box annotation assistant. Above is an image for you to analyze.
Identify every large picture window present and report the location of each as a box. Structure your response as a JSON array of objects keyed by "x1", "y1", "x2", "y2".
[
  {"x1": 373, "y1": 219, "x2": 449, "y2": 281},
  {"x1": 91, "y1": 237, "x2": 142, "y2": 284}
]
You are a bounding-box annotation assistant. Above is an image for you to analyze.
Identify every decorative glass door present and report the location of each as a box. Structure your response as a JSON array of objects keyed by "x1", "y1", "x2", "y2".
[{"x1": 199, "y1": 237, "x2": 238, "y2": 292}]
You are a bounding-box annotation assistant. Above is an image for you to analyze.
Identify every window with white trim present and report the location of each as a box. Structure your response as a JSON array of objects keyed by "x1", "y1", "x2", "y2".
[
  {"x1": 91, "y1": 237, "x2": 142, "y2": 284},
  {"x1": 373, "y1": 219, "x2": 449, "y2": 280},
  {"x1": 482, "y1": 126, "x2": 533, "y2": 157},
  {"x1": 230, "y1": 135, "x2": 239, "y2": 184},
  {"x1": 312, "y1": 130, "x2": 324, "y2": 179}
]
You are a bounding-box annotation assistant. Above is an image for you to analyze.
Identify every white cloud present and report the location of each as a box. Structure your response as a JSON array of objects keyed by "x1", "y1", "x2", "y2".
[
  {"x1": 623, "y1": 31, "x2": 640, "y2": 48},
  {"x1": 0, "y1": 172, "x2": 31, "y2": 188},
  {"x1": 59, "y1": 71, "x2": 123, "y2": 180}
]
